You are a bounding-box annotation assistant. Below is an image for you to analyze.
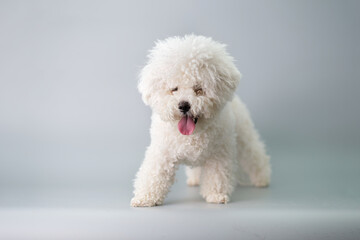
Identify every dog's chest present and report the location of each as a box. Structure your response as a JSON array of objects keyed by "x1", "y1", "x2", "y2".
[{"x1": 170, "y1": 132, "x2": 211, "y2": 165}]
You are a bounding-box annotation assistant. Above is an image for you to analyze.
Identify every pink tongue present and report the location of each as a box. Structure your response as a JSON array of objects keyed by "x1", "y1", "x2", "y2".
[{"x1": 178, "y1": 116, "x2": 196, "y2": 135}]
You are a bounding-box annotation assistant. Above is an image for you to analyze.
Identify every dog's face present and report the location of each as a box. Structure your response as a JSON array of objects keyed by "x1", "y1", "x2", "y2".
[{"x1": 138, "y1": 35, "x2": 241, "y2": 135}]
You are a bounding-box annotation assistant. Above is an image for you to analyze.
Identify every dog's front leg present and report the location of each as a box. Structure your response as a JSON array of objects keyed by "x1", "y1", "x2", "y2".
[
  {"x1": 131, "y1": 147, "x2": 177, "y2": 207},
  {"x1": 200, "y1": 153, "x2": 235, "y2": 204}
]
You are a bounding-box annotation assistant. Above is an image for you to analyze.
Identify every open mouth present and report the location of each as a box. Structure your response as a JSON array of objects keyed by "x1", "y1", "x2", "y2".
[{"x1": 178, "y1": 115, "x2": 198, "y2": 135}]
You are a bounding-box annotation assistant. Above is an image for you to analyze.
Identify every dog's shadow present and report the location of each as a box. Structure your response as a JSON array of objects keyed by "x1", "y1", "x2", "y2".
[
  {"x1": 230, "y1": 185, "x2": 271, "y2": 203},
  {"x1": 164, "y1": 185, "x2": 270, "y2": 206}
]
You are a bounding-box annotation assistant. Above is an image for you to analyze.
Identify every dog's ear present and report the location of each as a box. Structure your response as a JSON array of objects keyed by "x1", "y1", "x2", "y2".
[
  {"x1": 220, "y1": 67, "x2": 241, "y2": 95},
  {"x1": 215, "y1": 58, "x2": 242, "y2": 101},
  {"x1": 138, "y1": 64, "x2": 155, "y2": 106}
]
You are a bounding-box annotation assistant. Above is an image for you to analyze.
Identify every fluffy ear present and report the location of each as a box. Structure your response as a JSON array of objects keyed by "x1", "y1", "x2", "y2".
[
  {"x1": 215, "y1": 58, "x2": 242, "y2": 101},
  {"x1": 137, "y1": 64, "x2": 155, "y2": 106},
  {"x1": 221, "y1": 66, "x2": 241, "y2": 94}
]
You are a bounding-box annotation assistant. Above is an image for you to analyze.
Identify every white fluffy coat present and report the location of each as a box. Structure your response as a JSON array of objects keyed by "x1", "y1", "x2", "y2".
[{"x1": 131, "y1": 35, "x2": 271, "y2": 207}]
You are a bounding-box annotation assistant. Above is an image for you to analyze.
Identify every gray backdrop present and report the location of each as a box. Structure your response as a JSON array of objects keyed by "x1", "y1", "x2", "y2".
[{"x1": 0, "y1": 1, "x2": 359, "y2": 239}]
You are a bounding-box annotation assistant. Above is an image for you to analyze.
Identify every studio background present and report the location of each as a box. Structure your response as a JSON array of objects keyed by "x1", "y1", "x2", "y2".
[{"x1": 0, "y1": 1, "x2": 359, "y2": 239}]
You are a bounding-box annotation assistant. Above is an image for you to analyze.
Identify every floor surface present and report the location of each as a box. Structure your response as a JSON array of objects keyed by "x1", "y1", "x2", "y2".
[{"x1": 0, "y1": 139, "x2": 359, "y2": 240}]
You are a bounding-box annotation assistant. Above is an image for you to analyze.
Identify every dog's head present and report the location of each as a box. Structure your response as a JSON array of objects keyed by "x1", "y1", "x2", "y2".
[{"x1": 138, "y1": 35, "x2": 241, "y2": 135}]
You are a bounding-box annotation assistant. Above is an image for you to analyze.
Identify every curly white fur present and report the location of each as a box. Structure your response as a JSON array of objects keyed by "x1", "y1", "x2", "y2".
[{"x1": 131, "y1": 35, "x2": 271, "y2": 207}]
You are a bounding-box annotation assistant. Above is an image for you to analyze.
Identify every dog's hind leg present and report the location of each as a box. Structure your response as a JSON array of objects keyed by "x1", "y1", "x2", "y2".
[
  {"x1": 185, "y1": 166, "x2": 201, "y2": 186},
  {"x1": 232, "y1": 95, "x2": 271, "y2": 187}
]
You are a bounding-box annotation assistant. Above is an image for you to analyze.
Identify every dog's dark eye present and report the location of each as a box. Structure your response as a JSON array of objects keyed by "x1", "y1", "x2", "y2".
[
  {"x1": 195, "y1": 88, "x2": 203, "y2": 96},
  {"x1": 170, "y1": 87, "x2": 178, "y2": 94}
]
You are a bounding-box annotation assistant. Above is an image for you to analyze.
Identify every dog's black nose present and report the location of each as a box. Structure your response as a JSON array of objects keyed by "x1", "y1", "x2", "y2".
[{"x1": 178, "y1": 101, "x2": 191, "y2": 113}]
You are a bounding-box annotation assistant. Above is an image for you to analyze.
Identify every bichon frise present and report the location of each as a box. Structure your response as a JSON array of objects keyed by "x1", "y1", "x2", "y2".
[{"x1": 131, "y1": 35, "x2": 271, "y2": 207}]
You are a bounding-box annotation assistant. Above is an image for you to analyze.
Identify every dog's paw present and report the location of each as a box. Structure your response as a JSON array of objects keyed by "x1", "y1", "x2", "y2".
[
  {"x1": 251, "y1": 168, "x2": 271, "y2": 188},
  {"x1": 130, "y1": 196, "x2": 162, "y2": 207},
  {"x1": 205, "y1": 194, "x2": 229, "y2": 204},
  {"x1": 186, "y1": 178, "x2": 200, "y2": 186}
]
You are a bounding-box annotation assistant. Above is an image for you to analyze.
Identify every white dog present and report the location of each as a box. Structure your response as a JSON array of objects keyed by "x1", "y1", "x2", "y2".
[{"x1": 131, "y1": 35, "x2": 271, "y2": 207}]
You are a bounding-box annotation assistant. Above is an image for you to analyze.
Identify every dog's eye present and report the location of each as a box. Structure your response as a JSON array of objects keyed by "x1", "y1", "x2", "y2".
[
  {"x1": 170, "y1": 87, "x2": 178, "y2": 94},
  {"x1": 195, "y1": 88, "x2": 203, "y2": 96}
]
